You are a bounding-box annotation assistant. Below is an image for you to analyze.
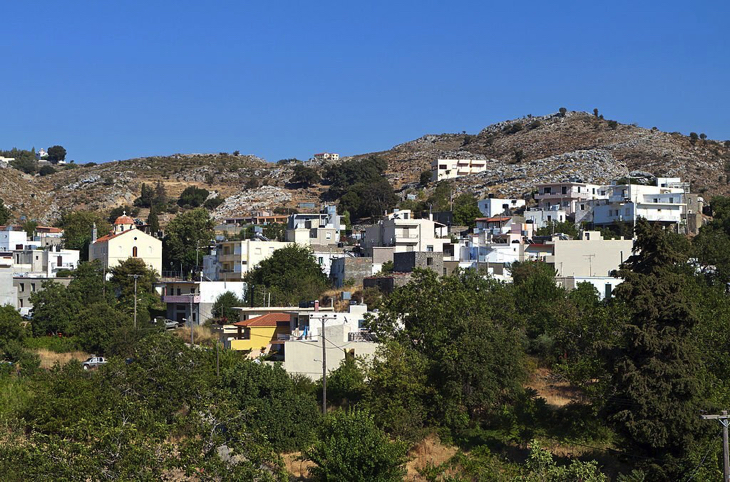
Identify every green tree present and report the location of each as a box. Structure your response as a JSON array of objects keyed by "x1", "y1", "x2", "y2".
[
  {"x1": 0, "y1": 305, "x2": 27, "y2": 351},
  {"x1": 163, "y1": 208, "x2": 215, "y2": 274},
  {"x1": 0, "y1": 198, "x2": 11, "y2": 225},
  {"x1": 9, "y1": 158, "x2": 37, "y2": 174},
  {"x1": 29, "y1": 281, "x2": 82, "y2": 336},
  {"x1": 177, "y1": 186, "x2": 209, "y2": 207},
  {"x1": 419, "y1": 170, "x2": 432, "y2": 186},
  {"x1": 221, "y1": 360, "x2": 320, "y2": 452},
  {"x1": 524, "y1": 439, "x2": 607, "y2": 481},
  {"x1": 245, "y1": 244, "x2": 329, "y2": 305},
  {"x1": 322, "y1": 355, "x2": 367, "y2": 409},
  {"x1": 427, "y1": 181, "x2": 452, "y2": 212},
  {"x1": 38, "y1": 164, "x2": 56, "y2": 176},
  {"x1": 371, "y1": 269, "x2": 526, "y2": 431},
  {"x1": 536, "y1": 220, "x2": 579, "y2": 237},
  {"x1": 203, "y1": 196, "x2": 224, "y2": 210},
  {"x1": 262, "y1": 222, "x2": 286, "y2": 241},
  {"x1": 134, "y1": 182, "x2": 155, "y2": 207},
  {"x1": 70, "y1": 302, "x2": 132, "y2": 354},
  {"x1": 452, "y1": 193, "x2": 482, "y2": 227},
  {"x1": 290, "y1": 164, "x2": 321, "y2": 187},
  {"x1": 59, "y1": 211, "x2": 110, "y2": 259},
  {"x1": 559, "y1": 107, "x2": 567, "y2": 117},
  {"x1": 147, "y1": 207, "x2": 160, "y2": 233},
  {"x1": 304, "y1": 409, "x2": 409, "y2": 482},
  {"x1": 211, "y1": 291, "x2": 244, "y2": 323},
  {"x1": 47, "y1": 145, "x2": 67, "y2": 163},
  {"x1": 604, "y1": 219, "x2": 705, "y2": 474},
  {"x1": 109, "y1": 258, "x2": 160, "y2": 325}
]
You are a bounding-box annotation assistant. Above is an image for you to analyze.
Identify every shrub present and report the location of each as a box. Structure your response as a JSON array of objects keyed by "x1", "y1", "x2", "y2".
[
  {"x1": 608, "y1": 120, "x2": 619, "y2": 130},
  {"x1": 304, "y1": 409, "x2": 409, "y2": 482},
  {"x1": 38, "y1": 165, "x2": 56, "y2": 176},
  {"x1": 177, "y1": 186, "x2": 209, "y2": 207},
  {"x1": 203, "y1": 196, "x2": 224, "y2": 210}
]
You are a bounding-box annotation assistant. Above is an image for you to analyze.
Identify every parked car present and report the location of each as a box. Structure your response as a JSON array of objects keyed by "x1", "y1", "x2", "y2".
[
  {"x1": 82, "y1": 356, "x2": 107, "y2": 370},
  {"x1": 164, "y1": 319, "x2": 180, "y2": 330}
]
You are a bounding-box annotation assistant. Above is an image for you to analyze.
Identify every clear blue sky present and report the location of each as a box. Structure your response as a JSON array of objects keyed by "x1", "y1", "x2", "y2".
[{"x1": 1, "y1": 1, "x2": 727, "y2": 163}]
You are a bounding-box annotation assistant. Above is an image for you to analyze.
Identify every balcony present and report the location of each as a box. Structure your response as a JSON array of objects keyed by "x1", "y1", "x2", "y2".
[
  {"x1": 348, "y1": 331, "x2": 376, "y2": 342},
  {"x1": 163, "y1": 295, "x2": 200, "y2": 304}
]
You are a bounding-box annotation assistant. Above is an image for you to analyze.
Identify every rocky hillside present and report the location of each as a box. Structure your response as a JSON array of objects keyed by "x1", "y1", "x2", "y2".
[
  {"x1": 353, "y1": 111, "x2": 730, "y2": 199},
  {"x1": 1, "y1": 111, "x2": 728, "y2": 224}
]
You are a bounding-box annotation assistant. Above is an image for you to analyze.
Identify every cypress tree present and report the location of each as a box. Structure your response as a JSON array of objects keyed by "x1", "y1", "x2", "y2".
[{"x1": 605, "y1": 219, "x2": 704, "y2": 474}]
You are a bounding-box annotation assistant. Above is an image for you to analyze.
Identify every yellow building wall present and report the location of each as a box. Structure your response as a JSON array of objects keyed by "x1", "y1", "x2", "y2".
[{"x1": 230, "y1": 326, "x2": 278, "y2": 351}]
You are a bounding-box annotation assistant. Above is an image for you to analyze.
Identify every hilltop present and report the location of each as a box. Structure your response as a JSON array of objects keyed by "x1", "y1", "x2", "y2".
[{"x1": 1, "y1": 110, "x2": 728, "y2": 224}]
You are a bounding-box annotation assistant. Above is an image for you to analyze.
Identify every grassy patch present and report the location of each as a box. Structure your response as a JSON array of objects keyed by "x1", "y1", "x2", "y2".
[{"x1": 24, "y1": 336, "x2": 80, "y2": 353}]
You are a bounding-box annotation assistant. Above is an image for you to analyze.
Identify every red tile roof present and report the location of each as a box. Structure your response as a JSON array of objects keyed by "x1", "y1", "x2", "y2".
[
  {"x1": 114, "y1": 215, "x2": 135, "y2": 225},
  {"x1": 233, "y1": 312, "x2": 291, "y2": 327}
]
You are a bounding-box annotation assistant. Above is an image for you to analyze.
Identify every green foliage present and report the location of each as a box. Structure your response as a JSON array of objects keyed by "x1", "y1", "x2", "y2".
[
  {"x1": 524, "y1": 439, "x2": 607, "y2": 481},
  {"x1": 21, "y1": 220, "x2": 37, "y2": 236},
  {"x1": 371, "y1": 270, "x2": 526, "y2": 432},
  {"x1": 29, "y1": 281, "x2": 82, "y2": 336},
  {"x1": 110, "y1": 258, "x2": 160, "y2": 326},
  {"x1": 47, "y1": 145, "x2": 66, "y2": 163},
  {"x1": 0, "y1": 198, "x2": 10, "y2": 225},
  {"x1": 0, "y1": 306, "x2": 28, "y2": 359},
  {"x1": 221, "y1": 360, "x2": 320, "y2": 452},
  {"x1": 322, "y1": 355, "x2": 367, "y2": 409},
  {"x1": 608, "y1": 120, "x2": 618, "y2": 129},
  {"x1": 427, "y1": 181, "x2": 452, "y2": 212},
  {"x1": 380, "y1": 260, "x2": 394, "y2": 274},
  {"x1": 363, "y1": 341, "x2": 432, "y2": 441},
  {"x1": 559, "y1": 107, "x2": 567, "y2": 117},
  {"x1": 10, "y1": 158, "x2": 38, "y2": 174},
  {"x1": 290, "y1": 164, "x2": 321, "y2": 186},
  {"x1": 23, "y1": 335, "x2": 80, "y2": 353},
  {"x1": 452, "y1": 193, "x2": 482, "y2": 227},
  {"x1": 420, "y1": 170, "x2": 432, "y2": 186},
  {"x1": 70, "y1": 302, "x2": 133, "y2": 354},
  {"x1": 203, "y1": 196, "x2": 224, "y2": 210},
  {"x1": 38, "y1": 164, "x2": 56, "y2": 176},
  {"x1": 0, "y1": 147, "x2": 35, "y2": 162},
  {"x1": 245, "y1": 244, "x2": 329, "y2": 305},
  {"x1": 536, "y1": 220, "x2": 579, "y2": 237},
  {"x1": 211, "y1": 291, "x2": 243, "y2": 323},
  {"x1": 162, "y1": 208, "x2": 215, "y2": 273},
  {"x1": 263, "y1": 222, "x2": 287, "y2": 241},
  {"x1": 177, "y1": 186, "x2": 210, "y2": 208},
  {"x1": 304, "y1": 409, "x2": 409, "y2": 482},
  {"x1": 147, "y1": 207, "x2": 160, "y2": 233},
  {"x1": 605, "y1": 220, "x2": 705, "y2": 471},
  {"x1": 59, "y1": 211, "x2": 110, "y2": 259},
  {"x1": 338, "y1": 178, "x2": 398, "y2": 220}
]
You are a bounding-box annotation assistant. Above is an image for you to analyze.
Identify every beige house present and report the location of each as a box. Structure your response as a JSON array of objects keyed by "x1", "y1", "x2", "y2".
[
  {"x1": 361, "y1": 210, "x2": 451, "y2": 256},
  {"x1": 215, "y1": 239, "x2": 291, "y2": 281},
  {"x1": 89, "y1": 215, "x2": 162, "y2": 274}
]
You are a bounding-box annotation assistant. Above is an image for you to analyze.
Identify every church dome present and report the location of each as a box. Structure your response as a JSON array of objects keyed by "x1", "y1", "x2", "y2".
[{"x1": 114, "y1": 215, "x2": 135, "y2": 225}]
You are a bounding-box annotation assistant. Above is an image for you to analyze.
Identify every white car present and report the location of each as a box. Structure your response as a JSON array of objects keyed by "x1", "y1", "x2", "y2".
[{"x1": 82, "y1": 356, "x2": 107, "y2": 370}]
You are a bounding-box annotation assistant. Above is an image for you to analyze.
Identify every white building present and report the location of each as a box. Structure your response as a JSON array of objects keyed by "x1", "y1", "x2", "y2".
[
  {"x1": 282, "y1": 304, "x2": 378, "y2": 380},
  {"x1": 285, "y1": 206, "x2": 343, "y2": 247},
  {"x1": 35, "y1": 149, "x2": 48, "y2": 160},
  {"x1": 590, "y1": 182, "x2": 685, "y2": 227},
  {"x1": 535, "y1": 182, "x2": 609, "y2": 215},
  {"x1": 0, "y1": 227, "x2": 28, "y2": 252},
  {"x1": 211, "y1": 239, "x2": 291, "y2": 281},
  {"x1": 162, "y1": 280, "x2": 247, "y2": 325},
  {"x1": 89, "y1": 215, "x2": 163, "y2": 275},
  {"x1": 12, "y1": 246, "x2": 80, "y2": 277},
  {"x1": 478, "y1": 197, "x2": 526, "y2": 217},
  {"x1": 431, "y1": 158, "x2": 488, "y2": 182},
  {"x1": 524, "y1": 207, "x2": 568, "y2": 228},
  {"x1": 313, "y1": 152, "x2": 339, "y2": 162},
  {"x1": 361, "y1": 210, "x2": 451, "y2": 255}
]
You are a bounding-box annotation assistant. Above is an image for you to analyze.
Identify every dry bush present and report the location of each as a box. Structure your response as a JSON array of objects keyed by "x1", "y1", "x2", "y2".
[
  {"x1": 35, "y1": 349, "x2": 90, "y2": 369},
  {"x1": 174, "y1": 325, "x2": 217, "y2": 346}
]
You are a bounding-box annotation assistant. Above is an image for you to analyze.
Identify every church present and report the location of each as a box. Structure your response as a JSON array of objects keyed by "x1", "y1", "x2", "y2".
[{"x1": 89, "y1": 214, "x2": 162, "y2": 275}]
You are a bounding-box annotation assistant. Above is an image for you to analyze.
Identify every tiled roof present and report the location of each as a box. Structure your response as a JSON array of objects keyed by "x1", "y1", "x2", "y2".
[
  {"x1": 476, "y1": 216, "x2": 511, "y2": 222},
  {"x1": 232, "y1": 312, "x2": 290, "y2": 327},
  {"x1": 114, "y1": 215, "x2": 135, "y2": 225}
]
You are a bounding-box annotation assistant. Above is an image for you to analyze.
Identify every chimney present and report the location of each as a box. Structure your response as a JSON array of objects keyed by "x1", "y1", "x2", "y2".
[{"x1": 92, "y1": 223, "x2": 97, "y2": 243}]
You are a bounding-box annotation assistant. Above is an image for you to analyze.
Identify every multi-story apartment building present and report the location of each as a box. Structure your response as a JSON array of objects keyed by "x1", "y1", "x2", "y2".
[
  {"x1": 12, "y1": 246, "x2": 79, "y2": 277},
  {"x1": 430, "y1": 158, "x2": 488, "y2": 182},
  {"x1": 313, "y1": 152, "x2": 339, "y2": 162},
  {"x1": 477, "y1": 197, "x2": 526, "y2": 217},
  {"x1": 535, "y1": 182, "x2": 609, "y2": 216},
  {"x1": 211, "y1": 239, "x2": 291, "y2": 281},
  {"x1": 285, "y1": 205, "x2": 343, "y2": 247},
  {"x1": 361, "y1": 210, "x2": 450, "y2": 255},
  {"x1": 161, "y1": 280, "x2": 247, "y2": 325},
  {"x1": 590, "y1": 181, "x2": 686, "y2": 227}
]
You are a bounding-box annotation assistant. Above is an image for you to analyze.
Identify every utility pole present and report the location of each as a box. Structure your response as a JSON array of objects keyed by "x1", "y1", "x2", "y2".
[
  {"x1": 701, "y1": 410, "x2": 730, "y2": 481},
  {"x1": 321, "y1": 315, "x2": 327, "y2": 415},
  {"x1": 189, "y1": 293, "x2": 195, "y2": 346},
  {"x1": 583, "y1": 254, "x2": 595, "y2": 277},
  {"x1": 127, "y1": 274, "x2": 141, "y2": 329}
]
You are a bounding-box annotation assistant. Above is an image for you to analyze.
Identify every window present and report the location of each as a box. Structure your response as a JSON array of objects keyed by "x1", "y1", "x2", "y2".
[
  {"x1": 561, "y1": 186, "x2": 567, "y2": 194},
  {"x1": 426, "y1": 257, "x2": 433, "y2": 266},
  {"x1": 19, "y1": 299, "x2": 23, "y2": 308},
  {"x1": 318, "y1": 257, "x2": 324, "y2": 265},
  {"x1": 592, "y1": 188, "x2": 596, "y2": 195},
  {"x1": 426, "y1": 245, "x2": 434, "y2": 252},
  {"x1": 19, "y1": 283, "x2": 24, "y2": 292},
  {"x1": 326, "y1": 232, "x2": 332, "y2": 239},
  {"x1": 190, "y1": 287, "x2": 195, "y2": 294},
  {"x1": 132, "y1": 246, "x2": 138, "y2": 257},
  {"x1": 543, "y1": 187, "x2": 552, "y2": 194},
  {"x1": 177, "y1": 288, "x2": 181, "y2": 296},
  {"x1": 31, "y1": 283, "x2": 36, "y2": 292}
]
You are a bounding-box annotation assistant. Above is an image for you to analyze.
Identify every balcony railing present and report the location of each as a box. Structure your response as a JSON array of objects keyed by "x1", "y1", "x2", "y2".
[
  {"x1": 163, "y1": 295, "x2": 201, "y2": 303},
  {"x1": 348, "y1": 331, "x2": 376, "y2": 342}
]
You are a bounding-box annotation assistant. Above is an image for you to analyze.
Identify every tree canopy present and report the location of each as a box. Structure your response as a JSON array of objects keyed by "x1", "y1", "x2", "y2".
[
  {"x1": 162, "y1": 208, "x2": 215, "y2": 274},
  {"x1": 245, "y1": 244, "x2": 328, "y2": 306}
]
